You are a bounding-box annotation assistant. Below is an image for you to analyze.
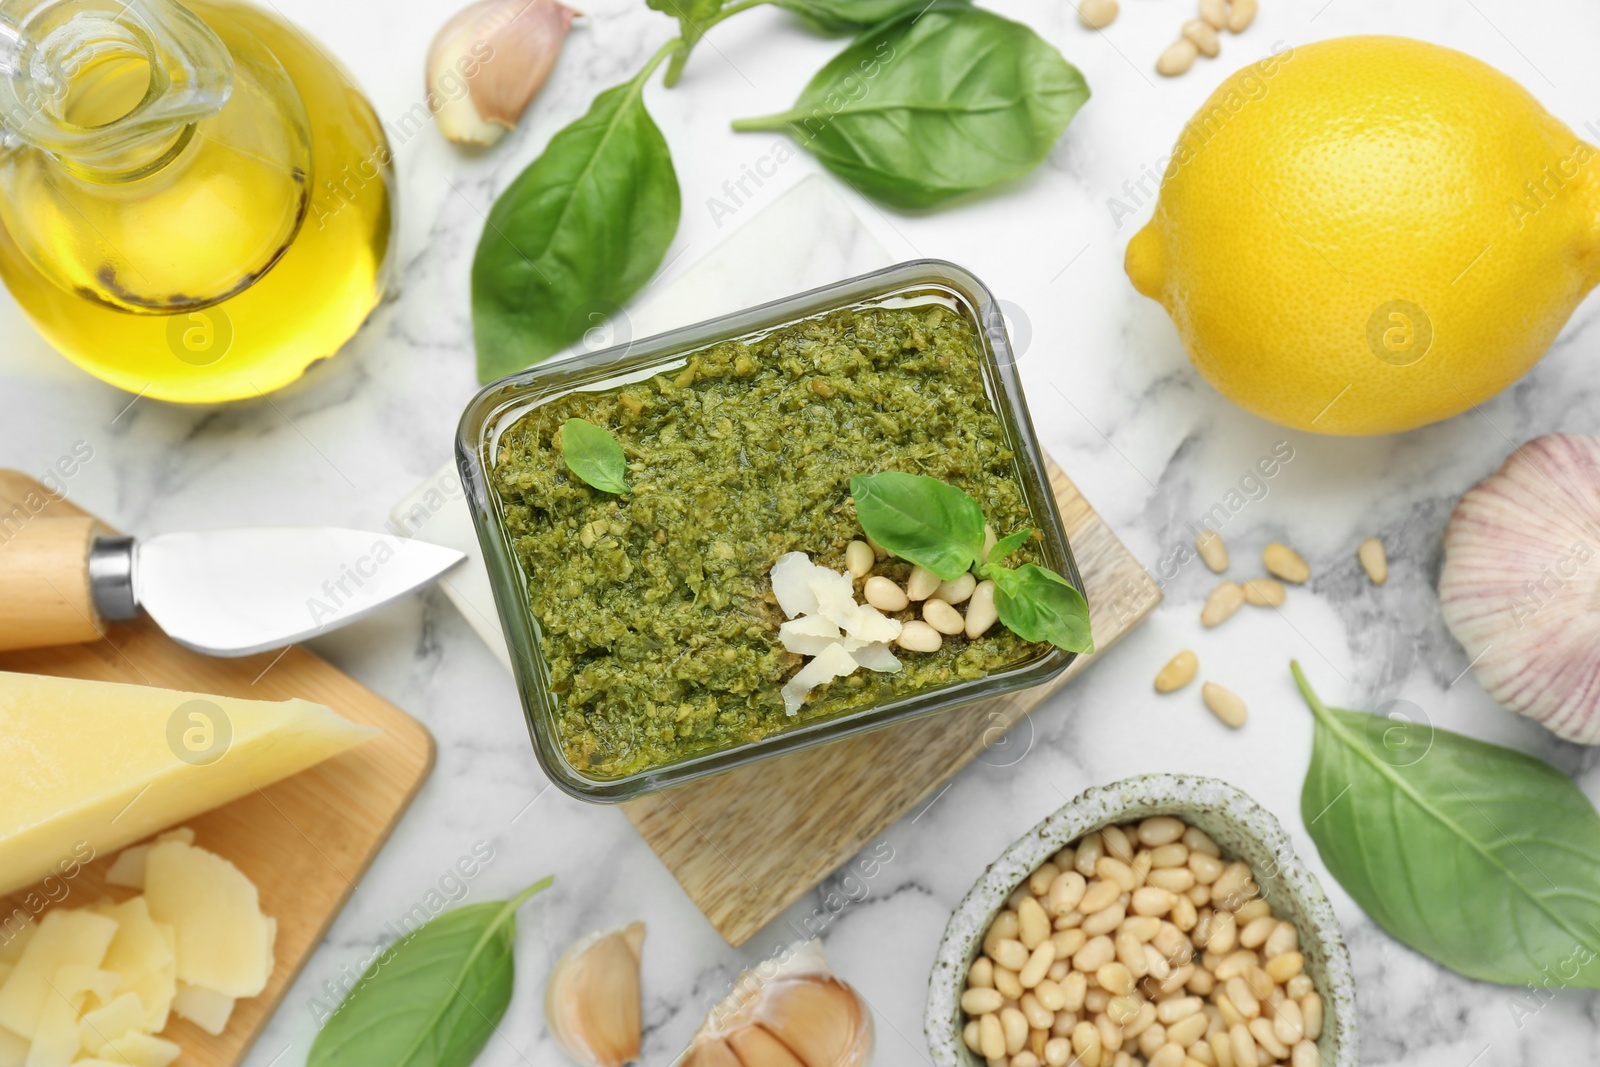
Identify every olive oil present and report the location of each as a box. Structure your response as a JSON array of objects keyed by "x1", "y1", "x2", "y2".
[{"x1": 0, "y1": 0, "x2": 394, "y2": 402}]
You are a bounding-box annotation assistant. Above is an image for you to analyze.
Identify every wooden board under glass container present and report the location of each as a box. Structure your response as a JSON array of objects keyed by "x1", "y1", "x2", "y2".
[{"x1": 623, "y1": 456, "x2": 1160, "y2": 945}]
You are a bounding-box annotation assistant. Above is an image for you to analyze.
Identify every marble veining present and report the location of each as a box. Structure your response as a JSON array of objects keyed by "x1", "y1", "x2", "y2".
[{"x1": 3, "y1": 0, "x2": 1600, "y2": 1065}]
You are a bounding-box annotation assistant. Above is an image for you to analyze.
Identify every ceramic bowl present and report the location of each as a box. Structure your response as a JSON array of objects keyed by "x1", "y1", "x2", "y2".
[{"x1": 925, "y1": 774, "x2": 1357, "y2": 1067}]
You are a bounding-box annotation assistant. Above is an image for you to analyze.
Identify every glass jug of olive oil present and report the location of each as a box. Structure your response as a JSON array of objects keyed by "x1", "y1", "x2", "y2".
[{"x1": 0, "y1": 0, "x2": 394, "y2": 402}]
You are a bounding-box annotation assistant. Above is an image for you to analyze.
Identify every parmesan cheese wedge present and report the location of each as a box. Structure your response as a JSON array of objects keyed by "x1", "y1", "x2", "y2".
[
  {"x1": 143, "y1": 843, "x2": 273, "y2": 999},
  {"x1": 0, "y1": 671, "x2": 378, "y2": 897}
]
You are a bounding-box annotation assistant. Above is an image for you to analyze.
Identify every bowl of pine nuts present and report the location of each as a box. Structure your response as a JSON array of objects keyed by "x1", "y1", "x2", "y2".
[{"x1": 925, "y1": 774, "x2": 1355, "y2": 1067}]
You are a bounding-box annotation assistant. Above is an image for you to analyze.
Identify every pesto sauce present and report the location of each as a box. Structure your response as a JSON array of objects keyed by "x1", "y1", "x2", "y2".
[{"x1": 493, "y1": 302, "x2": 1044, "y2": 778}]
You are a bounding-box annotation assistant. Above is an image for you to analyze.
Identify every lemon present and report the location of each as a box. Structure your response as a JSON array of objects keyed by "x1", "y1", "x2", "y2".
[{"x1": 1126, "y1": 36, "x2": 1600, "y2": 436}]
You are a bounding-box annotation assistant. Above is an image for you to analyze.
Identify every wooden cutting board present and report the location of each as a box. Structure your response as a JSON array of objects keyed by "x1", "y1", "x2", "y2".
[
  {"x1": 623, "y1": 458, "x2": 1159, "y2": 946},
  {"x1": 0, "y1": 470, "x2": 435, "y2": 1066}
]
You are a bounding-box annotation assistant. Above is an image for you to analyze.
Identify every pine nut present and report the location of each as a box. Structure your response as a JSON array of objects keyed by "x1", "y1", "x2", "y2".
[
  {"x1": 1241, "y1": 578, "x2": 1285, "y2": 607},
  {"x1": 1188, "y1": 852, "x2": 1224, "y2": 884},
  {"x1": 1213, "y1": 951, "x2": 1255, "y2": 982},
  {"x1": 1206, "y1": 1032, "x2": 1232, "y2": 1067},
  {"x1": 980, "y1": 1013, "x2": 1006, "y2": 1059},
  {"x1": 1149, "y1": 1044, "x2": 1186, "y2": 1067},
  {"x1": 936, "y1": 571, "x2": 977, "y2": 604},
  {"x1": 1062, "y1": 970, "x2": 1088, "y2": 1012},
  {"x1": 1155, "y1": 650, "x2": 1199, "y2": 693},
  {"x1": 994, "y1": 938, "x2": 1030, "y2": 971},
  {"x1": 1274, "y1": 998, "x2": 1305, "y2": 1045},
  {"x1": 1014, "y1": 1051, "x2": 1041, "y2": 1067},
  {"x1": 1262, "y1": 542, "x2": 1310, "y2": 583},
  {"x1": 1020, "y1": 897, "x2": 1052, "y2": 949},
  {"x1": 1125, "y1": 1001, "x2": 1158, "y2": 1040},
  {"x1": 1201, "y1": 582, "x2": 1245, "y2": 626},
  {"x1": 1141, "y1": 1025, "x2": 1168, "y2": 1059},
  {"x1": 1187, "y1": 967, "x2": 1215, "y2": 996},
  {"x1": 1196, "y1": 528, "x2": 1228, "y2": 572},
  {"x1": 1181, "y1": 18, "x2": 1220, "y2": 56},
  {"x1": 966, "y1": 579, "x2": 999, "y2": 637},
  {"x1": 1122, "y1": 916, "x2": 1161, "y2": 942},
  {"x1": 995, "y1": 965, "x2": 1023, "y2": 999},
  {"x1": 1285, "y1": 975, "x2": 1314, "y2": 1000},
  {"x1": 1002, "y1": 1007, "x2": 1030, "y2": 1055},
  {"x1": 1239, "y1": 916, "x2": 1277, "y2": 949},
  {"x1": 1029, "y1": 864, "x2": 1061, "y2": 898},
  {"x1": 863, "y1": 575, "x2": 908, "y2": 612},
  {"x1": 845, "y1": 540, "x2": 874, "y2": 578},
  {"x1": 1079, "y1": 878, "x2": 1122, "y2": 915},
  {"x1": 1171, "y1": 893, "x2": 1198, "y2": 932},
  {"x1": 1071, "y1": 1021, "x2": 1100, "y2": 1064},
  {"x1": 1049, "y1": 872, "x2": 1088, "y2": 916},
  {"x1": 1021, "y1": 941, "x2": 1056, "y2": 988},
  {"x1": 1101, "y1": 824, "x2": 1135, "y2": 863},
  {"x1": 1045, "y1": 1037, "x2": 1072, "y2": 1067},
  {"x1": 1097, "y1": 857, "x2": 1138, "y2": 893},
  {"x1": 1148, "y1": 867, "x2": 1196, "y2": 893},
  {"x1": 1073, "y1": 934, "x2": 1116, "y2": 972},
  {"x1": 1227, "y1": 0, "x2": 1258, "y2": 32},
  {"x1": 1227, "y1": 1023, "x2": 1256, "y2": 1067},
  {"x1": 1098, "y1": 962, "x2": 1135, "y2": 996},
  {"x1": 963, "y1": 988, "x2": 1005, "y2": 1015},
  {"x1": 1301, "y1": 993, "x2": 1323, "y2": 1041},
  {"x1": 1198, "y1": 0, "x2": 1227, "y2": 28},
  {"x1": 1131, "y1": 849, "x2": 1154, "y2": 885},
  {"x1": 963, "y1": 1019, "x2": 983, "y2": 1054},
  {"x1": 1075, "y1": 833, "x2": 1104, "y2": 877},
  {"x1": 897, "y1": 619, "x2": 942, "y2": 652},
  {"x1": 1224, "y1": 977, "x2": 1261, "y2": 1019},
  {"x1": 1138, "y1": 817, "x2": 1185, "y2": 846},
  {"x1": 1157, "y1": 997, "x2": 1202, "y2": 1024},
  {"x1": 1184, "y1": 827, "x2": 1220, "y2": 857},
  {"x1": 1202, "y1": 682, "x2": 1248, "y2": 728},
  {"x1": 970, "y1": 956, "x2": 995, "y2": 988},
  {"x1": 1250, "y1": 1018, "x2": 1288, "y2": 1059},
  {"x1": 1359, "y1": 536, "x2": 1388, "y2": 584},
  {"x1": 1292, "y1": 1039, "x2": 1321, "y2": 1067},
  {"x1": 1117, "y1": 930, "x2": 1149, "y2": 976},
  {"x1": 1083, "y1": 901, "x2": 1126, "y2": 935},
  {"x1": 1161, "y1": 962, "x2": 1195, "y2": 995},
  {"x1": 1166, "y1": 1010, "x2": 1209, "y2": 1048},
  {"x1": 907, "y1": 564, "x2": 941, "y2": 601},
  {"x1": 922, "y1": 597, "x2": 965, "y2": 635},
  {"x1": 1264, "y1": 921, "x2": 1299, "y2": 959},
  {"x1": 1157, "y1": 37, "x2": 1199, "y2": 76},
  {"x1": 1150, "y1": 843, "x2": 1189, "y2": 868},
  {"x1": 1234, "y1": 899, "x2": 1270, "y2": 922},
  {"x1": 1079, "y1": 0, "x2": 1119, "y2": 29},
  {"x1": 1132, "y1": 887, "x2": 1175, "y2": 916}
]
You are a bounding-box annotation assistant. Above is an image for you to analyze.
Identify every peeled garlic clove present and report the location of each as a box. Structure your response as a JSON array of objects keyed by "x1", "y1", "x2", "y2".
[
  {"x1": 684, "y1": 941, "x2": 872, "y2": 1067},
  {"x1": 1439, "y1": 433, "x2": 1600, "y2": 743},
  {"x1": 427, "y1": 0, "x2": 578, "y2": 146},
  {"x1": 545, "y1": 922, "x2": 644, "y2": 1067}
]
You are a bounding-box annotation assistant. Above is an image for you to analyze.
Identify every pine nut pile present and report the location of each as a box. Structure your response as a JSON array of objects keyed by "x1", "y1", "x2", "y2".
[{"x1": 959, "y1": 816, "x2": 1324, "y2": 1067}]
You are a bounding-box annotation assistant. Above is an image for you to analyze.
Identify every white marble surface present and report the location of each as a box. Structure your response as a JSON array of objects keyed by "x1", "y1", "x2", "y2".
[{"x1": 4, "y1": 1, "x2": 1600, "y2": 1065}]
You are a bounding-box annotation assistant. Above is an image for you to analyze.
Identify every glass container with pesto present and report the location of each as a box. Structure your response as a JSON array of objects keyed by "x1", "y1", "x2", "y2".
[{"x1": 490, "y1": 300, "x2": 1063, "y2": 780}]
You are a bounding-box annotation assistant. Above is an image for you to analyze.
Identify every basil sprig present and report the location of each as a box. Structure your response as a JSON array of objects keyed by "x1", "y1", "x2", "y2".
[
  {"x1": 470, "y1": 5, "x2": 1088, "y2": 379},
  {"x1": 1294, "y1": 664, "x2": 1600, "y2": 990},
  {"x1": 561, "y1": 418, "x2": 628, "y2": 494},
  {"x1": 307, "y1": 877, "x2": 553, "y2": 1067},
  {"x1": 850, "y1": 472, "x2": 1093, "y2": 654}
]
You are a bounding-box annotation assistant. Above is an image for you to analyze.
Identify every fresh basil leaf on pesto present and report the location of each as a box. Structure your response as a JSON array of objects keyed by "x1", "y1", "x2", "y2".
[
  {"x1": 561, "y1": 418, "x2": 628, "y2": 494},
  {"x1": 850, "y1": 472, "x2": 986, "y2": 581},
  {"x1": 993, "y1": 564, "x2": 1094, "y2": 653},
  {"x1": 988, "y1": 528, "x2": 1032, "y2": 565}
]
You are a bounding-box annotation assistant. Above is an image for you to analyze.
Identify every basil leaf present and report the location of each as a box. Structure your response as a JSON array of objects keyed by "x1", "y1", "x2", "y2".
[
  {"x1": 774, "y1": 0, "x2": 967, "y2": 33},
  {"x1": 561, "y1": 418, "x2": 628, "y2": 494},
  {"x1": 731, "y1": 6, "x2": 1089, "y2": 209},
  {"x1": 850, "y1": 471, "x2": 985, "y2": 580},
  {"x1": 987, "y1": 528, "x2": 1031, "y2": 565},
  {"x1": 472, "y1": 76, "x2": 680, "y2": 381},
  {"x1": 308, "y1": 878, "x2": 553, "y2": 1067},
  {"x1": 1293, "y1": 663, "x2": 1600, "y2": 989},
  {"x1": 647, "y1": 0, "x2": 725, "y2": 84},
  {"x1": 992, "y1": 564, "x2": 1093, "y2": 653}
]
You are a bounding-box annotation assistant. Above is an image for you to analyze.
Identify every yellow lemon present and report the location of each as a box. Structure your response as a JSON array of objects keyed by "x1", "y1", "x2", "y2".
[{"x1": 1126, "y1": 36, "x2": 1600, "y2": 436}]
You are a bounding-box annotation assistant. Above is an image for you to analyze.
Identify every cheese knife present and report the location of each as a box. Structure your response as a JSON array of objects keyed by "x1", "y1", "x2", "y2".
[{"x1": 0, "y1": 517, "x2": 465, "y2": 657}]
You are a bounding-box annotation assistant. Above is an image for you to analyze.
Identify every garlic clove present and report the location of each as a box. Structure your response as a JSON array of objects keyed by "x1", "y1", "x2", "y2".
[
  {"x1": 545, "y1": 922, "x2": 645, "y2": 1067},
  {"x1": 684, "y1": 941, "x2": 873, "y2": 1067},
  {"x1": 427, "y1": 0, "x2": 578, "y2": 146},
  {"x1": 1440, "y1": 433, "x2": 1600, "y2": 743}
]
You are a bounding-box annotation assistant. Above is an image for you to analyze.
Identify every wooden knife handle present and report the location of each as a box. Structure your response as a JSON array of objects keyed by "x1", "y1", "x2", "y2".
[{"x1": 0, "y1": 517, "x2": 105, "y2": 651}]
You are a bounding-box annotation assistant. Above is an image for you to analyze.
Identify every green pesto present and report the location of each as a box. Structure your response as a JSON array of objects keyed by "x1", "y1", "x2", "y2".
[{"x1": 492, "y1": 302, "x2": 1044, "y2": 778}]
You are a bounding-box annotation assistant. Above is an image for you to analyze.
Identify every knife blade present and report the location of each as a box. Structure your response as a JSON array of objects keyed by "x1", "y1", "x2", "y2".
[{"x1": 0, "y1": 518, "x2": 465, "y2": 657}]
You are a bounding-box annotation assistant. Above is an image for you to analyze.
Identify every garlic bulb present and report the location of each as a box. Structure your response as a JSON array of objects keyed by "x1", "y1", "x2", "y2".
[
  {"x1": 682, "y1": 941, "x2": 872, "y2": 1067},
  {"x1": 1440, "y1": 433, "x2": 1600, "y2": 743},
  {"x1": 427, "y1": 0, "x2": 577, "y2": 146},
  {"x1": 546, "y1": 922, "x2": 645, "y2": 1067}
]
